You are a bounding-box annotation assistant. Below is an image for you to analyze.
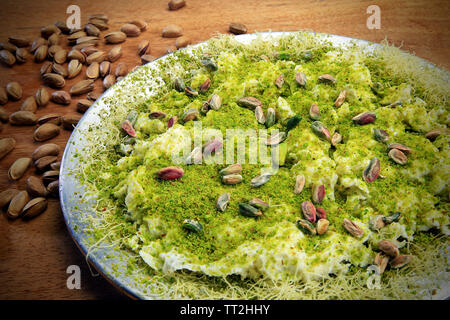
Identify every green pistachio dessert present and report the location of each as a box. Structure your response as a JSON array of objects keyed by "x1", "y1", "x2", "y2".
[{"x1": 72, "y1": 32, "x2": 449, "y2": 299}]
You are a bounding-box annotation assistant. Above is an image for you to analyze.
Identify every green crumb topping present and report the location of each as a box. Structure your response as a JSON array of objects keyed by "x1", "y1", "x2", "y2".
[{"x1": 72, "y1": 32, "x2": 449, "y2": 299}]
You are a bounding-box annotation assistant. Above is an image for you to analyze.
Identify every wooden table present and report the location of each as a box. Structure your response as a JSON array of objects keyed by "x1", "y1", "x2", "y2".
[{"x1": 0, "y1": 0, "x2": 448, "y2": 300}]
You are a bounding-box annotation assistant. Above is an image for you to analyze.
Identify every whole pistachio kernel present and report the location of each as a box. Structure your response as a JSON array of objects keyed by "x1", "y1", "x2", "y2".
[
  {"x1": 294, "y1": 174, "x2": 305, "y2": 194},
  {"x1": 311, "y1": 121, "x2": 331, "y2": 141},
  {"x1": 363, "y1": 157, "x2": 380, "y2": 183},
  {"x1": 301, "y1": 201, "x2": 316, "y2": 223},
  {"x1": 239, "y1": 203, "x2": 262, "y2": 217},
  {"x1": 378, "y1": 240, "x2": 399, "y2": 258},
  {"x1": 157, "y1": 166, "x2": 184, "y2": 180},
  {"x1": 221, "y1": 174, "x2": 243, "y2": 185},
  {"x1": 343, "y1": 218, "x2": 364, "y2": 238},
  {"x1": 265, "y1": 108, "x2": 276, "y2": 128},
  {"x1": 219, "y1": 163, "x2": 242, "y2": 176},
  {"x1": 216, "y1": 193, "x2": 230, "y2": 212},
  {"x1": 352, "y1": 112, "x2": 376, "y2": 125},
  {"x1": 295, "y1": 72, "x2": 307, "y2": 87},
  {"x1": 311, "y1": 184, "x2": 325, "y2": 204},
  {"x1": 374, "y1": 128, "x2": 389, "y2": 143},
  {"x1": 237, "y1": 97, "x2": 262, "y2": 110},
  {"x1": 369, "y1": 215, "x2": 385, "y2": 231},
  {"x1": 388, "y1": 148, "x2": 408, "y2": 165},
  {"x1": 309, "y1": 103, "x2": 320, "y2": 120},
  {"x1": 317, "y1": 219, "x2": 329, "y2": 235},
  {"x1": 183, "y1": 219, "x2": 202, "y2": 233},
  {"x1": 250, "y1": 173, "x2": 272, "y2": 187},
  {"x1": 297, "y1": 219, "x2": 316, "y2": 235},
  {"x1": 249, "y1": 198, "x2": 269, "y2": 211}
]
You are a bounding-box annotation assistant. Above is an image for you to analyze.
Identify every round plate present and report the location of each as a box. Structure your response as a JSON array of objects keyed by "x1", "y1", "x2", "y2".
[{"x1": 59, "y1": 31, "x2": 447, "y2": 299}]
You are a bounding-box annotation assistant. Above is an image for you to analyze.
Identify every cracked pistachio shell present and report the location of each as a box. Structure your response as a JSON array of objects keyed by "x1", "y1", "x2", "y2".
[
  {"x1": 7, "y1": 190, "x2": 29, "y2": 219},
  {"x1": 21, "y1": 197, "x2": 48, "y2": 219},
  {"x1": 8, "y1": 157, "x2": 32, "y2": 180},
  {"x1": 0, "y1": 137, "x2": 16, "y2": 159}
]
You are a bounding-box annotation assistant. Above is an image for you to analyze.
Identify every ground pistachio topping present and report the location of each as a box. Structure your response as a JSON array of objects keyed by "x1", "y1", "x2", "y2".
[{"x1": 71, "y1": 32, "x2": 449, "y2": 299}]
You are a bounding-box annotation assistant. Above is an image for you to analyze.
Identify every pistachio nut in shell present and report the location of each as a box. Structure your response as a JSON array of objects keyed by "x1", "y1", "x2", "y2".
[
  {"x1": 62, "y1": 113, "x2": 82, "y2": 130},
  {"x1": 107, "y1": 45, "x2": 122, "y2": 62},
  {"x1": 34, "y1": 45, "x2": 48, "y2": 63},
  {"x1": 129, "y1": 19, "x2": 147, "y2": 31},
  {"x1": 42, "y1": 73, "x2": 65, "y2": 89},
  {"x1": 115, "y1": 63, "x2": 128, "y2": 77},
  {"x1": 68, "y1": 59, "x2": 82, "y2": 79},
  {"x1": 15, "y1": 48, "x2": 29, "y2": 63},
  {"x1": 103, "y1": 74, "x2": 116, "y2": 90},
  {"x1": 162, "y1": 24, "x2": 183, "y2": 38},
  {"x1": 6, "y1": 82, "x2": 22, "y2": 101},
  {"x1": 51, "y1": 91, "x2": 71, "y2": 105},
  {"x1": 175, "y1": 36, "x2": 190, "y2": 49},
  {"x1": 8, "y1": 157, "x2": 32, "y2": 180},
  {"x1": 70, "y1": 80, "x2": 94, "y2": 96},
  {"x1": 20, "y1": 96, "x2": 37, "y2": 113},
  {"x1": 27, "y1": 176, "x2": 48, "y2": 197},
  {"x1": 0, "y1": 137, "x2": 16, "y2": 160},
  {"x1": 34, "y1": 123, "x2": 60, "y2": 141},
  {"x1": 37, "y1": 113, "x2": 61, "y2": 126},
  {"x1": 104, "y1": 32, "x2": 127, "y2": 44},
  {"x1": 35, "y1": 87, "x2": 50, "y2": 108},
  {"x1": 0, "y1": 87, "x2": 8, "y2": 105},
  {"x1": 85, "y1": 23, "x2": 100, "y2": 37},
  {"x1": 141, "y1": 54, "x2": 156, "y2": 65},
  {"x1": 42, "y1": 170, "x2": 59, "y2": 185},
  {"x1": 34, "y1": 155, "x2": 58, "y2": 172},
  {"x1": 47, "y1": 180, "x2": 59, "y2": 196},
  {"x1": 86, "y1": 62, "x2": 100, "y2": 79},
  {"x1": 0, "y1": 189, "x2": 20, "y2": 208},
  {"x1": 7, "y1": 190, "x2": 29, "y2": 219},
  {"x1": 86, "y1": 51, "x2": 105, "y2": 64},
  {"x1": 0, "y1": 49, "x2": 16, "y2": 66},
  {"x1": 77, "y1": 99, "x2": 92, "y2": 113},
  {"x1": 121, "y1": 23, "x2": 141, "y2": 37},
  {"x1": 67, "y1": 49, "x2": 86, "y2": 63},
  {"x1": 168, "y1": 0, "x2": 186, "y2": 10},
  {"x1": 32, "y1": 143, "x2": 60, "y2": 161},
  {"x1": 137, "y1": 40, "x2": 150, "y2": 56},
  {"x1": 21, "y1": 197, "x2": 48, "y2": 220},
  {"x1": 9, "y1": 111, "x2": 37, "y2": 125},
  {"x1": 52, "y1": 63, "x2": 68, "y2": 78},
  {"x1": 100, "y1": 61, "x2": 111, "y2": 77}
]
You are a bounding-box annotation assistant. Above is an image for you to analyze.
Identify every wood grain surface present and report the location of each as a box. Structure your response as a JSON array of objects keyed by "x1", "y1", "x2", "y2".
[{"x1": 0, "y1": 0, "x2": 448, "y2": 300}]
